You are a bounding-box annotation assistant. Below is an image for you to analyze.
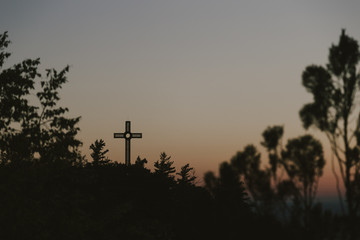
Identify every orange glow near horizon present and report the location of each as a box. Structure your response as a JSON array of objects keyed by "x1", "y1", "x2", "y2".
[{"x1": 81, "y1": 125, "x2": 344, "y2": 198}]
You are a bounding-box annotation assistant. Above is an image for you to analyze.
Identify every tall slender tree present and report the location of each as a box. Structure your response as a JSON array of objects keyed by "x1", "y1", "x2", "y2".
[
  {"x1": 299, "y1": 29, "x2": 360, "y2": 216},
  {"x1": 261, "y1": 125, "x2": 284, "y2": 184}
]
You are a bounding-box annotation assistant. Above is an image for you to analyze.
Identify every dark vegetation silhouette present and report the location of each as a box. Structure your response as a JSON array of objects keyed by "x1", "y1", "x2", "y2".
[
  {"x1": 176, "y1": 163, "x2": 196, "y2": 185},
  {"x1": 154, "y1": 152, "x2": 176, "y2": 177},
  {"x1": 206, "y1": 127, "x2": 335, "y2": 239},
  {"x1": 0, "y1": 31, "x2": 81, "y2": 165},
  {"x1": 299, "y1": 29, "x2": 360, "y2": 238},
  {"x1": 90, "y1": 139, "x2": 110, "y2": 166},
  {"x1": 0, "y1": 30, "x2": 359, "y2": 239}
]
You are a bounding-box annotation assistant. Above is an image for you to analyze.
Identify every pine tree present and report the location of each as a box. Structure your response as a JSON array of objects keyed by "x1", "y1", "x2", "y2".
[
  {"x1": 89, "y1": 139, "x2": 110, "y2": 166},
  {"x1": 176, "y1": 163, "x2": 196, "y2": 185},
  {"x1": 154, "y1": 152, "x2": 175, "y2": 177}
]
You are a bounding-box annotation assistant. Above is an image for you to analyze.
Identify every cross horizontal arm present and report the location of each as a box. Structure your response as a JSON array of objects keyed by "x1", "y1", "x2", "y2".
[
  {"x1": 131, "y1": 133, "x2": 142, "y2": 138},
  {"x1": 114, "y1": 133, "x2": 125, "y2": 138}
]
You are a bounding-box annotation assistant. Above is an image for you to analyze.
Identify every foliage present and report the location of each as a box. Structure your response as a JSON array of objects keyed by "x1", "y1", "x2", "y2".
[
  {"x1": 261, "y1": 125, "x2": 283, "y2": 179},
  {"x1": 282, "y1": 135, "x2": 325, "y2": 227},
  {"x1": 224, "y1": 124, "x2": 327, "y2": 233},
  {"x1": 89, "y1": 139, "x2": 110, "y2": 166},
  {"x1": 135, "y1": 156, "x2": 148, "y2": 167},
  {"x1": 176, "y1": 163, "x2": 196, "y2": 185},
  {"x1": 204, "y1": 171, "x2": 218, "y2": 195},
  {"x1": 0, "y1": 31, "x2": 82, "y2": 165},
  {"x1": 299, "y1": 29, "x2": 360, "y2": 216},
  {"x1": 154, "y1": 152, "x2": 176, "y2": 177},
  {"x1": 204, "y1": 162, "x2": 255, "y2": 239},
  {"x1": 230, "y1": 144, "x2": 275, "y2": 215}
]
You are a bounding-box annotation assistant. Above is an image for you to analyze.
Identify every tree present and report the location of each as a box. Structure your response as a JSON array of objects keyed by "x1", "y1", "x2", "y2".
[
  {"x1": 282, "y1": 135, "x2": 325, "y2": 227},
  {"x1": 230, "y1": 145, "x2": 275, "y2": 215},
  {"x1": 299, "y1": 29, "x2": 360, "y2": 216},
  {"x1": 134, "y1": 156, "x2": 148, "y2": 168},
  {"x1": 217, "y1": 162, "x2": 250, "y2": 212},
  {"x1": 89, "y1": 139, "x2": 110, "y2": 166},
  {"x1": 229, "y1": 126, "x2": 325, "y2": 224},
  {"x1": 176, "y1": 163, "x2": 196, "y2": 185},
  {"x1": 261, "y1": 126, "x2": 326, "y2": 222},
  {"x1": 261, "y1": 125, "x2": 296, "y2": 218},
  {"x1": 0, "y1": 31, "x2": 82, "y2": 164},
  {"x1": 203, "y1": 162, "x2": 252, "y2": 239},
  {"x1": 261, "y1": 125, "x2": 284, "y2": 184},
  {"x1": 204, "y1": 171, "x2": 218, "y2": 196},
  {"x1": 154, "y1": 152, "x2": 175, "y2": 177}
]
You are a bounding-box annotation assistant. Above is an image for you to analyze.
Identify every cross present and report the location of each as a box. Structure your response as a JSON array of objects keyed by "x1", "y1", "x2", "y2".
[{"x1": 114, "y1": 121, "x2": 142, "y2": 166}]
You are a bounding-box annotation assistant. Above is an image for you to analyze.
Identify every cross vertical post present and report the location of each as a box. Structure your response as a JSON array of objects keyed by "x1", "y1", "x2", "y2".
[
  {"x1": 125, "y1": 121, "x2": 130, "y2": 166},
  {"x1": 114, "y1": 121, "x2": 142, "y2": 166}
]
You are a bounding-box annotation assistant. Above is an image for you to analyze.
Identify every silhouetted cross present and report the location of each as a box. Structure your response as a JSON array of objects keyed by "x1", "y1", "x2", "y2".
[{"x1": 114, "y1": 121, "x2": 142, "y2": 166}]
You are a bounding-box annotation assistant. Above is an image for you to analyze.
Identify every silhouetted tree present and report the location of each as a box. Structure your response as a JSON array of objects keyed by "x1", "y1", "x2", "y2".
[
  {"x1": 154, "y1": 152, "x2": 175, "y2": 177},
  {"x1": 135, "y1": 156, "x2": 148, "y2": 168},
  {"x1": 230, "y1": 145, "x2": 275, "y2": 215},
  {"x1": 282, "y1": 135, "x2": 325, "y2": 228},
  {"x1": 0, "y1": 31, "x2": 82, "y2": 164},
  {"x1": 261, "y1": 125, "x2": 284, "y2": 183},
  {"x1": 89, "y1": 139, "x2": 110, "y2": 166},
  {"x1": 204, "y1": 171, "x2": 218, "y2": 196},
  {"x1": 204, "y1": 162, "x2": 253, "y2": 239},
  {"x1": 217, "y1": 162, "x2": 250, "y2": 210},
  {"x1": 299, "y1": 29, "x2": 360, "y2": 217},
  {"x1": 260, "y1": 125, "x2": 298, "y2": 219},
  {"x1": 176, "y1": 163, "x2": 196, "y2": 185},
  {"x1": 260, "y1": 126, "x2": 327, "y2": 224}
]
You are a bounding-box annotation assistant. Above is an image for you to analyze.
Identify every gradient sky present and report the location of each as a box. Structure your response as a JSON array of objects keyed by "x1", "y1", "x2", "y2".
[{"x1": 2, "y1": 0, "x2": 360, "y2": 197}]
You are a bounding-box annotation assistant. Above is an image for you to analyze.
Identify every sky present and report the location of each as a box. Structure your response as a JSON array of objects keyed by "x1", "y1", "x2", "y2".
[{"x1": 1, "y1": 0, "x2": 360, "y2": 198}]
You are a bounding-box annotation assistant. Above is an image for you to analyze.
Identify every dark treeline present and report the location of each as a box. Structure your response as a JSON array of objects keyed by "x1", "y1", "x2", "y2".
[
  {"x1": 0, "y1": 30, "x2": 360, "y2": 239},
  {"x1": 0, "y1": 153, "x2": 215, "y2": 239}
]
